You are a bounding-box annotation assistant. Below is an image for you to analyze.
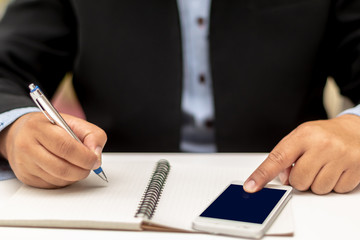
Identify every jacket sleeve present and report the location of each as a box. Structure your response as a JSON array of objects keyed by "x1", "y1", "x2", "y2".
[
  {"x1": 330, "y1": 0, "x2": 360, "y2": 104},
  {"x1": 0, "y1": 0, "x2": 77, "y2": 113}
]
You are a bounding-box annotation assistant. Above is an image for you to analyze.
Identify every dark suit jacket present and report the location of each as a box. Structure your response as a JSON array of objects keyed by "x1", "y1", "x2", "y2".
[{"x1": 0, "y1": 0, "x2": 360, "y2": 152}]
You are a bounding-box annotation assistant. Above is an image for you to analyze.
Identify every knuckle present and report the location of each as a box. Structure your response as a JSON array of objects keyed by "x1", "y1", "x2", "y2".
[
  {"x1": 57, "y1": 138, "x2": 74, "y2": 157},
  {"x1": 296, "y1": 122, "x2": 324, "y2": 142},
  {"x1": 296, "y1": 121, "x2": 347, "y2": 151},
  {"x1": 295, "y1": 122, "x2": 314, "y2": 135},
  {"x1": 310, "y1": 185, "x2": 331, "y2": 195},
  {"x1": 334, "y1": 178, "x2": 359, "y2": 194},
  {"x1": 289, "y1": 175, "x2": 309, "y2": 191},
  {"x1": 255, "y1": 166, "x2": 271, "y2": 182},
  {"x1": 348, "y1": 153, "x2": 360, "y2": 168},
  {"x1": 290, "y1": 182, "x2": 309, "y2": 192},
  {"x1": 98, "y1": 128, "x2": 107, "y2": 140},
  {"x1": 23, "y1": 114, "x2": 38, "y2": 128},
  {"x1": 12, "y1": 156, "x2": 28, "y2": 173},
  {"x1": 316, "y1": 136, "x2": 332, "y2": 149},
  {"x1": 267, "y1": 151, "x2": 287, "y2": 168},
  {"x1": 19, "y1": 175, "x2": 52, "y2": 189},
  {"x1": 315, "y1": 135, "x2": 343, "y2": 152},
  {"x1": 333, "y1": 141, "x2": 347, "y2": 156},
  {"x1": 55, "y1": 165, "x2": 72, "y2": 179},
  {"x1": 17, "y1": 174, "x2": 30, "y2": 186},
  {"x1": 55, "y1": 166, "x2": 89, "y2": 182},
  {"x1": 333, "y1": 187, "x2": 351, "y2": 194},
  {"x1": 14, "y1": 134, "x2": 32, "y2": 153},
  {"x1": 253, "y1": 150, "x2": 289, "y2": 183}
]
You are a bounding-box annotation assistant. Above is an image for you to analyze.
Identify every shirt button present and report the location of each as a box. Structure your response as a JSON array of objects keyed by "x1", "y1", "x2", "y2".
[
  {"x1": 197, "y1": 17, "x2": 205, "y2": 26},
  {"x1": 199, "y1": 74, "x2": 206, "y2": 84},
  {"x1": 205, "y1": 119, "x2": 214, "y2": 128}
]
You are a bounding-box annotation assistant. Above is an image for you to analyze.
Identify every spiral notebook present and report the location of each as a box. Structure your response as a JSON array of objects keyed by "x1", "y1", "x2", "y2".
[{"x1": 0, "y1": 157, "x2": 293, "y2": 236}]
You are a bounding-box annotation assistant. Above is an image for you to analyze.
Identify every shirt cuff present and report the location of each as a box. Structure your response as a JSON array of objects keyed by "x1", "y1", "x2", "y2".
[
  {"x1": 0, "y1": 107, "x2": 40, "y2": 132},
  {"x1": 337, "y1": 104, "x2": 360, "y2": 117}
]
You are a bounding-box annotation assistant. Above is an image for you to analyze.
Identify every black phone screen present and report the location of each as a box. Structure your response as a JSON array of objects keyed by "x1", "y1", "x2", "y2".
[{"x1": 199, "y1": 184, "x2": 286, "y2": 224}]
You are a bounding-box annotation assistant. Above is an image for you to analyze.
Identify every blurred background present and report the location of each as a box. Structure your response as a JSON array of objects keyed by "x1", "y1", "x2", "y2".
[{"x1": 0, "y1": 0, "x2": 354, "y2": 119}]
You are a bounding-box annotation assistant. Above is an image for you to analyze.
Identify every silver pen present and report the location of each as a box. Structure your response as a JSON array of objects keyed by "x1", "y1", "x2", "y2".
[{"x1": 28, "y1": 83, "x2": 108, "y2": 182}]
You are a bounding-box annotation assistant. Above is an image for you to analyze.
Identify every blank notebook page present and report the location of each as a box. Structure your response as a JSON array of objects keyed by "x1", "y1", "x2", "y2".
[{"x1": 0, "y1": 160, "x2": 157, "y2": 229}]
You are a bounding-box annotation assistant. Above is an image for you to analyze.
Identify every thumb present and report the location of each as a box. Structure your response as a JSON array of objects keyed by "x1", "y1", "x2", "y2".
[
  {"x1": 63, "y1": 114, "x2": 107, "y2": 169},
  {"x1": 243, "y1": 136, "x2": 302, "y2": 193},
  {"x1": 82, "y1": 129, "x2": 107, "y2": 170}
]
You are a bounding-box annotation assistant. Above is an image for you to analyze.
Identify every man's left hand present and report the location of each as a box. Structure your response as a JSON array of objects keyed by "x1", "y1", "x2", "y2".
[{"x1": 244, "y1": 114, "x2": 360, "y2": 195}]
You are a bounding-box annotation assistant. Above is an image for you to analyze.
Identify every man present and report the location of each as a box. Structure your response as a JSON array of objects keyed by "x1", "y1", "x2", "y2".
[{"x1": 0, "y1": 0, "x2": 360, "y2": 193}]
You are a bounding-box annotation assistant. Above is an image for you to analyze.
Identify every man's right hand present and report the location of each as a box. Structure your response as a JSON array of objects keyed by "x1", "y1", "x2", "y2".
[{"x1": 0, "y1": 112, "x2": 107, "y2": 188}]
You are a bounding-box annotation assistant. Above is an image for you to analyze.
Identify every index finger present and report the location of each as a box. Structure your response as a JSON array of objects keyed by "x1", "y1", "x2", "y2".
[
  {"x1": 243, "y1": 135, "x2": 303, "y2": 193},
  {"x1": 64, "y1": 115, "x2": 107, "y2": 167}
]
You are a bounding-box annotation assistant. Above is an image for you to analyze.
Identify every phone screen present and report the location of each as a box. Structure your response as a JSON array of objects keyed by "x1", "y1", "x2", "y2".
[{"x1": 199, "y1": 184, "x2": 286, "y2": 224}]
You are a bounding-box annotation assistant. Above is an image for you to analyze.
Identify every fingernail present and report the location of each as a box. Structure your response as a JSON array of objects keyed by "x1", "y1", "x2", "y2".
[
  {"x1": 279, "y1": 171, "x2": 287, "y2": 184},
  {"x1": 244, "y1": 179, "x2": 256, "y2": 193},
  {"x1": 92, "y1": 146, "x2": 102, "y2": 170},
  {"x1": 94, "y1": 146, "x2": 102, "y2": 159}
]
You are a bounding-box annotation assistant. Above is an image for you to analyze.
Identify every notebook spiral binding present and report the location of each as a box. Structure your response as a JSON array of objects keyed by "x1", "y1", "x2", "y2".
[{"x1": 135, "y1": 159, "x2": 171, "y2": 220}]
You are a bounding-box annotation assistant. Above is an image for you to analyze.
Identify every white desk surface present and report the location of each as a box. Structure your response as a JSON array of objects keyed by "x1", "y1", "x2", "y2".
[{"x1": 1, "y1": 153, "x2": 359, "y2": 240}]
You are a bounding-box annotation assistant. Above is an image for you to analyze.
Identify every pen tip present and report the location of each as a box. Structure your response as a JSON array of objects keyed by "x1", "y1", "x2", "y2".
[{"x1": 96, "y1": 171, "x2": 108, "y2": 182}]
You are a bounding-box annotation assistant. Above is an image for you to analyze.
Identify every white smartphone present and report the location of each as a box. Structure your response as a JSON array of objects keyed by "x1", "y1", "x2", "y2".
[{"x1": 192, "y1": 181, "x2": 292, "y2": 239}]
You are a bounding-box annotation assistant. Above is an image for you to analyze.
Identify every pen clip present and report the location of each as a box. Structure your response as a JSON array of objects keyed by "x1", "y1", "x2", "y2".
[
  {"x1": 29, "y1": 89, "x2": 55, "y2": 124},
  {"x1": 35, "y1": 99, "x2": 55, "y2": 124}
]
